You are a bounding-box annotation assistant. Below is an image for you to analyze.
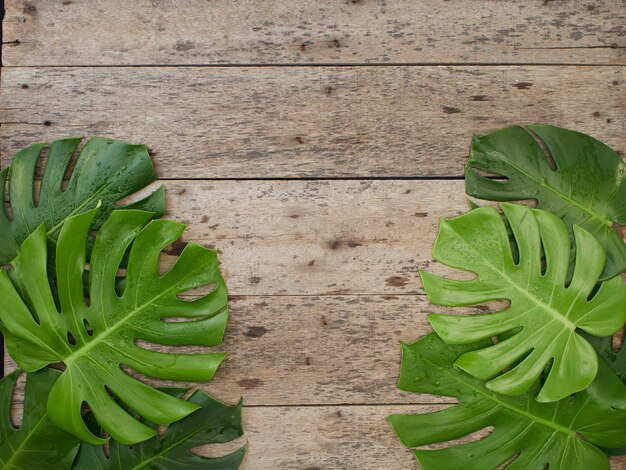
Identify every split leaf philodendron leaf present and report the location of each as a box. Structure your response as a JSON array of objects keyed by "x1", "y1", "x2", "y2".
[
  {"x1": 422, "y1": 203, "x2": 626, "y2": 402},
  {"x1": 388, "y1": 333, "x2": 626, "y2": 470},
  {"x1": 589, "y1": 331, "x2": 626, "y2": 457},
  {"x1": 591, "y1": 333, "x2": 626, "y2": 383},
  {"x1": 0, "y1": 137, "x2": 165, "y2": 265},
  {"x1": 465, "y1": 125, "x2": 626, "y2": 279},
  {"x1": 0, "y1": 368, "x2": 80, "y2": 470},
  {"x1": 0, "y1": 207, "x2": 229, "y2": 445},
  {"x1": 74, "y1": 390, "x2": 246, "y2": 470}
]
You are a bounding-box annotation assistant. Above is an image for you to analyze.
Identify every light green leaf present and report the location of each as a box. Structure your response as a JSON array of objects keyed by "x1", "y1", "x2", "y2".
[
  {"x1": 0, "y1": 137, "x2": 165, "y2": 265},
  {"x1": 0, "y1": 207, "x2": 229, "y2": 445},
  {"x1": 74, "y1": 390, "x2": 246, "y2": 470},
  {"x1": 465, "y1": 125, "x2": 625, "y2": 279},
  {"x1": 422, "y1": 203, "x2": 626, "y2": 402},
  {"x1": 388, "y1": 333, "x2": 626, "y2": 470},
  {"x1": 0, "y1": 368, "x2": 79, "y2": 470}
]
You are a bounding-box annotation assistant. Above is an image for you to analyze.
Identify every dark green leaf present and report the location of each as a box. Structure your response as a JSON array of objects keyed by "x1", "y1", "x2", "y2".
[
  {"x1": 591, "y1": 333, "x2": 626, "y2": 382},
  {"x1": 422, "y1": 203, "x2": 626, "y2": 402},
  {"x1": 465, "y1": 125, "x2": 625, "y2": 279},
  {"x1": 0, "y1": 137, "x2": 165, "y2": 265},
  {"x1": 73, "y1": 390, "x2": 245, "y2": 470},
  {"x1": 388, "y1": 333, "x2": 626, "y2": 470},
  {"x1": 589, "y1": 331, "x2": 626, "y2": 456},
  {"x1": 0, "y1": 207, "x2": 229, "y2": 445},
  {"x1": 0, "y1": 368, "x2": 79, "y2": 469}
]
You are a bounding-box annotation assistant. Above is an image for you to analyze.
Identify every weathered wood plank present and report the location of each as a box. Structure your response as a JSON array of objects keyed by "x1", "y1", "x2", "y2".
[
  {"x1": 1, "y1": 66, "x2": 623, "y2": 177},
  {"x1": 241, "y1": 405, "x2": 416, "y2": 469},
  {"x1": 4, "y1": 295, "x2": 461, "y2": 405},
  {"x1": 126, "y1": 179, "x2": 466, "y2": 296},
  {"x1": 1, "y1": 179, "x2": 465, "y2": 294},
  {"x1": 3, "y1": 0, "x2": 625, "y2": 66},
  {"x1": 240, "y1": 406, "x2": 626, "y2": 470},
  {"x1": 240, "y1": 404, "x2": 462, "y2": 470},
  {"x1": 6, "y1": 396, "x2": 626, "y2": 469}
]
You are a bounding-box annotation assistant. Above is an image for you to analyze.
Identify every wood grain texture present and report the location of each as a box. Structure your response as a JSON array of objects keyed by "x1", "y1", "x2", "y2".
[
  {"x1": 241, "y1": 404, "x2": 424, "y2": 470},
  {"x1": 241, "y1": 406, "x2": 626, "y2": 470},
  {"x1": 5, "y1": 392, "x2": 626, "y2": 469},
  {"x1": 1, "y1": 66, "x2": 624, "y2": 178},
  {"x1": 3, "y1": 179, "x2": 470, "y2": 295},
  {"x1": 120, "y1": 179, "x2": 466, "y2": 296},
  {"x1": 3, "y1": 295, "x2": 462, "y2": 406},
  {"x1": 3, "y1": 0, "x2": 625, "y2": 66}
]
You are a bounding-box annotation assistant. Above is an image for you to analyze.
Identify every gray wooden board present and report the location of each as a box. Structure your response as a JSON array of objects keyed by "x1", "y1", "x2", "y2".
[
  {"x1": 5, "y1": 387, "x2": 626, "y2": 469},
  {"x1": 3, "y1": 0, "x2": 625, "y2": 66},
  {"x1": 3, "y1": 294, "x2": 480, "y2": 406},
  {"x1": 1, "y1": 66, "x2": 623, "y2": 178},
  {"x1": 158, "y1": 179, "x2": 470, "y2": 296},
  {"x1": 240, "y1": 405, "x2": 626, "y2": 470}
]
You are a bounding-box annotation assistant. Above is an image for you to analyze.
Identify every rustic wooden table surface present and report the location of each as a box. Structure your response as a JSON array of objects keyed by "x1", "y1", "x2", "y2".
[{"x1": 1, "y1": 1, "x2": 625, "y2": 468}]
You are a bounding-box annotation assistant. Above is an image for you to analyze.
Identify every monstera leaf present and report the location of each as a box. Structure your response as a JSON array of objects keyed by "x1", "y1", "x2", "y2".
[
  {"x1": 465, "y1": 125, "x2": 626, "y2": 279},
  {"x1": 0, "y1": 137, "x2": 164, "y2": 265},
  {"x1": 590, "y1": 331, "x2": 626, "y2": 457},
  {"x1": 0, "y1": 207, "x2": 229, "y2": 445},
  {"x1": 388, "y1": 333, "x2": 626, "y2": 470},
  {"x1": 0, "y1": 368, "x2": 79, "y2": 469},
  {"x1": 592, "y1": 334, "x2": 626, "y2": 382},
  {"x1": 422, "y1": 203, "x2": 626, "y2": 402},
  {"x1": 74, "y1": 389, "x2": 246, "y2": 469}
]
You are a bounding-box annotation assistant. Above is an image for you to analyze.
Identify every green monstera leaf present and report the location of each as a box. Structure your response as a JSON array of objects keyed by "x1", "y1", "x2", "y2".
[
  {"x1": 592, "y1": 334, "x2": 626, "y2": 383},
  {"x1": 0, "y1": 368, "x2": 80, "y2": 469},
  {"x1": 74, "y1": 389, "x2": 246, "y2": 470},
  {"x1": 0, "y1": 137, "x2": 165, "y2": 265},
  {"x1": 465, "y1": 125, "x2": 626, "y2": 279},
  {"x1": 0, "y1": 206, "x2": 229, "y2": 445},
  {"x1": 388, "y1": 333, "x2": 626, "y2": 470},
  {"x1": 422, "y1": 203, "x2": 626, "y2": 402},
  {"x1": 589, "y1": 331, "x2": 626, "y2": 457}
]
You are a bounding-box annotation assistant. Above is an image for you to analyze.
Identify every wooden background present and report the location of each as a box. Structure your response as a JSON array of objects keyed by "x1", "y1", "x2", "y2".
[{"x1": 1, "y1": 0, "x2": 625, "y2": 468}]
